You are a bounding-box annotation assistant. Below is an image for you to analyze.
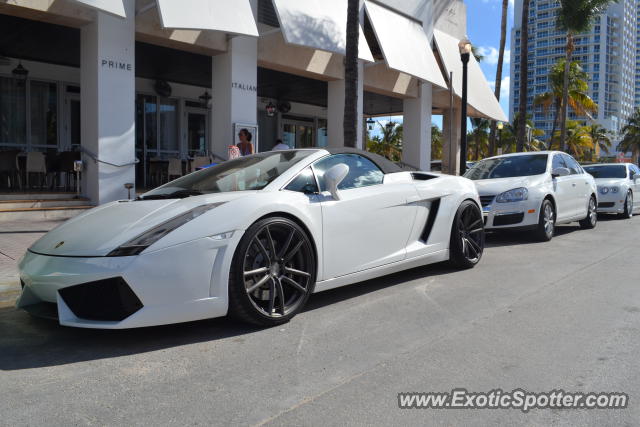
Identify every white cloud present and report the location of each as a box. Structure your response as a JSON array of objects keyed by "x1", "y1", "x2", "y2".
[
  {"x1": 476, "y1": 46, "x2": 510, "y2": 66},
  {"x1": 489, "y1": 76, "x2": 510, "y2": 100}
]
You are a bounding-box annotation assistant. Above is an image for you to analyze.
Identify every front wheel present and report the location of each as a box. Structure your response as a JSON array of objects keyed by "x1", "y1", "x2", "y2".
[
  {"x1": 228, "y1": 217, "x2": 316, "y2": 326},
  {"x1": 532, "y1": 199, "x2": 555, "y2": 242},
  {"x1": 579, "y1": 196, "x2": 598, "y2": 229},
  {"x1": 618, "y1": 191, "x2": 633, "y2": 219},
  {"x1": 448, "y1": 200, "x2": 485, "y2": 269}
]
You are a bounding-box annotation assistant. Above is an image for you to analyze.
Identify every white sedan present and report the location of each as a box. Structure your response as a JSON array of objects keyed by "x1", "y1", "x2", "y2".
[
  {"x1": 583, "y1": 163, "x2": 640, "y2": 218},
  {"x1": 464, "y1": 151, "x2": 598, "y2": 241},
  {"x1": 17, "y1": 148, "x2": 484, "y2": 328}
]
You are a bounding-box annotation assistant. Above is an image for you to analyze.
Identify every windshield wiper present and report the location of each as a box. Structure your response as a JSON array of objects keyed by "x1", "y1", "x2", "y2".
[{"x1": 136, "y1": 189, "x2": 203, "y2": 200}]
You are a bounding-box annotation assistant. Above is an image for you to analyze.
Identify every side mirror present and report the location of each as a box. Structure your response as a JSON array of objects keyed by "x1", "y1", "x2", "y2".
[
  {"x1": 551, "y1": 167, "x2": 570, "y2": 178},
  {"x1": 324, "y1": 163, "x2": 349, "y2": 200}
]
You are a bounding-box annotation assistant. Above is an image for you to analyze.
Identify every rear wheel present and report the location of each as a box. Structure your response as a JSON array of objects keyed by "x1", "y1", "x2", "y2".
[
  {"x1": 228, "y1": 217, "x2": 316, "y2": 326},
  {"x1": 618, "y1": 191, "x2": 633, "y2": 219},
  {"x1": 579, "y1": 196, "x2": 598, "y2": 229},
  {"x1": 532, "y1": 199, "x2": 555, "y2": 242},
  {"x1": 448, "y1": 200, "x2": 485, "y2": 269}
]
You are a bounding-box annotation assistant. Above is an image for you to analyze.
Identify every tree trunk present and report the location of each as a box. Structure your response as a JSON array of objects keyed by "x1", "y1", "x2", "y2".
[
  {"x1": 517, "y1": 0, "x2": 530, "y2": 152},
  {"x1": 488, "y1": 0, "x2": 509, "y2": 157},
  {"x1": 549, "y1": 98, "x2": 560, "y2": 150},
  {"x1": 559, "y1": 34, "x2": 573, "y2": 151},
  {"x1": 343, "y1": 0, "x2": 359, "y2": 148}
]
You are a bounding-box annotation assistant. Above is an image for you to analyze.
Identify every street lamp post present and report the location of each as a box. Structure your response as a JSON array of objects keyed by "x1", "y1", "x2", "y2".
[
  {"x1": 458, "y1": 37, "x2": 472, "y2": 175},
  {"x1": 497, "y1": 121, "x2": 504, "y2": 155}
]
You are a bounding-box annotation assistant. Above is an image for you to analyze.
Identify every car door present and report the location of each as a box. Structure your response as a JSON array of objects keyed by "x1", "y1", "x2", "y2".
[
  {"x1": 550, "y1": 154, "x2": 575, "y2": 221},
  {"x1": 631, "y1": 165, "x2": 640, "y2": 210},
  {"x1": 562, "y1": 154, "x2": 589, "y2": 218},
  {"x1": 313, "y1": 153, "x2": 418, "y2": 280}
]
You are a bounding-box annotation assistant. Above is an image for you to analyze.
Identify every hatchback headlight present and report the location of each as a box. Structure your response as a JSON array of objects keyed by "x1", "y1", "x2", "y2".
[
  {"x1": 496, "y1": 187, "x2": 528, "y2": 203},
  {"x1": 108, "y1": 202, "x2": 225, "y2": 256},
  {"x1": 599, "y1": 186, "x2": 618, "y2": 194}
]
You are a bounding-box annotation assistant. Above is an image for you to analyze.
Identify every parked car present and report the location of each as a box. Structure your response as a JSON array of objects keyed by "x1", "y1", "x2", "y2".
[
  {"x1": 430, "y1": 160, "x2": 476, "y2": 172},
  {"x1": 583, "y1": 163, "x2": 640, "y2": 218},
  {"x1": 464, "y1": 151, "x2": 598, "y2": 241},
  {"x1": 17, "y1": 148, "x2": 484, "y2": 329}
]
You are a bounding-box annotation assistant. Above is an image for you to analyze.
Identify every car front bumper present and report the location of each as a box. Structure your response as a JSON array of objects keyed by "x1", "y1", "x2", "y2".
[
  {"x1": 596, "y1": 192, "x2": 626, "y2": 213},
  {"x1": 16, "y1": 235, "x2": 240, "y2": 329},
  {"x1": 481, "y1": 198, "x2": 540, "y2": 230}
]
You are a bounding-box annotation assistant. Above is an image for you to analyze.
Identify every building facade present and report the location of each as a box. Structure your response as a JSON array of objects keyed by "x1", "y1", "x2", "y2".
[
  {"x1": 510, "y1": 0, "x2": 638, "y2": 149},
  {"x1": 0, "y1": 0, "x2": 504, "y2": 204}
]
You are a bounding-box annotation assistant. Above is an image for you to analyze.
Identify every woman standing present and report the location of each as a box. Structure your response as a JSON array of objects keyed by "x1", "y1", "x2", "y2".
[{"x1": 237, "y1": 129, "x2": 254, "y2": 156}]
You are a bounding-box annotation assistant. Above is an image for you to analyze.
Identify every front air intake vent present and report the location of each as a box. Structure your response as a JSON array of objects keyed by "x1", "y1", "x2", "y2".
[
  {"x1": 58, "y1": 277, "x2": 143, "y2": 321},
  {"x1": 420, "y1": 199, "x2": 441, "y2": 243}
]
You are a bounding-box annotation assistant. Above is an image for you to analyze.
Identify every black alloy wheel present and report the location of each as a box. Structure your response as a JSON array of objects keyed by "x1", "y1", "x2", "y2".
[
  {"x1": 449, "y1": 200, "x2": 485, "y2": 269},
  {"x1": 229, "y1": 217, "x2": 316, "y2": 326}
]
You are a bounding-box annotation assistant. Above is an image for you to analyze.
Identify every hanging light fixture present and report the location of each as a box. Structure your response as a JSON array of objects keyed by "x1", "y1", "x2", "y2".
[
  {"x1": 265, "y1": 101, "x2": 277, "y2": 117},
  {"x1": 12, "y1": 61, "x2": 29, "y2": 85},
  {"x1": 199, "y1": 90, "x2": 212, "y2": 108},
  {"x1": 385, "y1": 121, "x2": 394, "y2": 132},
  {"x1": 366, "y1": 117, "x2": 375, "y2": 131}
]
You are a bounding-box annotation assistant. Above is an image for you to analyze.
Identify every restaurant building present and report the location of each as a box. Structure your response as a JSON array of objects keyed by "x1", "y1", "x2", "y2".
[{"x1": 0, "y1": 0, "x2": 505, "y2": 204}]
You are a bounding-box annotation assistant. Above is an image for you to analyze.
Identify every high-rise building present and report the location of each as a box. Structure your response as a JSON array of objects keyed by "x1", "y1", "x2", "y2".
[{"x1": 510, "y1": 0, "x2": 638, "y2": 149}]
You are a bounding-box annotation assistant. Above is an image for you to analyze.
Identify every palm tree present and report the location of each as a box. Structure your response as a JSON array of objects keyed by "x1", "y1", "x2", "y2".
[
  {"x1": 469, "y1": 118, "x2": 490, "y2": 160},
  {"x1": 343, "y1": 0, "x2": 359, "y2": 148},
  {"x1": 366, "y1": 121, "x2": 403, "y2": 161},
  {"x1": 488, "y1": 0, "x2": 509, "y2": 157},
  {"x1": 499, "y1": 113, "x2": 545, "y2": 154},
  {"x1": 557, "y1": 0, "x2": 616, "y2": 148},
  {"x1": 618, "y1": 108, "x2": 640, "y2": 165},
  {"x1": 517, "y1": 0, "x2": 531, "y2": 152},
  {"x1": 533, "y1": 59, "x2": 597, "y2": 149},
  {"x1": 587, "y1": 123, "x2": 612, "y2": 160},
  {"x1": 431, "y1": 124, "x2": 443, "y2": 160},
  {"x1": 553, "y1": 120, "x2": 593, "y2": 159}
]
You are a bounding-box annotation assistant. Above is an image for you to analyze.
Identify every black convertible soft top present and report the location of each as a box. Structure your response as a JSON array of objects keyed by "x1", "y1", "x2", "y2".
[{"x1": 324, "y1": 147, "x2": 402, "y2": 175}]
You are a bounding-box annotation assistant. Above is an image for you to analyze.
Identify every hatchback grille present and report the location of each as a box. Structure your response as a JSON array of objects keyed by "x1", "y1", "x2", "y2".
[{"x1": 480, "y1": 195, "x2": 495, "y2": 207}]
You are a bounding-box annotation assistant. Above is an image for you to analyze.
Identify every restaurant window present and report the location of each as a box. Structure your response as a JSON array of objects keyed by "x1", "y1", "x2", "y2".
[
  {"x1": 0, "y1": 76, "x2": 57, "y2": 149},
  {"x1": 0, "y1": 76, "x2": 26, "y2": 146},
  {"x1": 158, "y1": 98, "x2": 179, "y2": 153}
]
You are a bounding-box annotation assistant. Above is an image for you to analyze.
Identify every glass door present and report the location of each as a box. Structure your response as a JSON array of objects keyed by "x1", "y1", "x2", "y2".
[
  {"x1": 185, "y1": 108, "x2": 208, "y2": 156},
  {"x1": 282, "y1": 117, "x2": 315, "y2": 149}
]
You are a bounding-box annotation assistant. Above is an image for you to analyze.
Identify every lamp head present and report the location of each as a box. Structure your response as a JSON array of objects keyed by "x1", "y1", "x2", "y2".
[{"x1": 458, "y1": 37, "x2": 472, "y2": 56}]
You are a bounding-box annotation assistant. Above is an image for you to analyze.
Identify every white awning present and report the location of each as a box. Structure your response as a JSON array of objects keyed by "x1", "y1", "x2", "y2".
[
  {"x1": 272, "y1": 0, "x2": 374, "y2": 62},
  {"x1": 72, "y1": 0, "x2": 126, "y2": 18},
  {"x1": 364, "y1": 0, "x2": 446, "y2": 89},
  {"x1": 156, "y1": 0, "x2": 259, "y2": 37},
  {"x1": 433, "y1": 29, "x2": 508, "y2": 122}
]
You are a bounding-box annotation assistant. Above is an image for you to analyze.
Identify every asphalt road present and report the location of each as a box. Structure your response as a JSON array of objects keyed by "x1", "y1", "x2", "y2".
[{"x1": 1, "y1": 215, "x2": 639, "y2": 426}]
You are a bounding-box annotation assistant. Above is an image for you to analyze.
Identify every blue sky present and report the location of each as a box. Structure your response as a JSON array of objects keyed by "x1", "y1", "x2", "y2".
[{"x1": 370, "y1": 0, "x2": 514, "y2": 137}]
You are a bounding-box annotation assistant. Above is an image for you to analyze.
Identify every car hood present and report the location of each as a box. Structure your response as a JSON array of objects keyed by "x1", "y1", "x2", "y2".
[
  {"x1": 29, "y1": 192, "x2": 252, "y2": 257},
  {"x1": 472, "y1": 174, "x2": 547, "y2": 196},
  {"x1": 594, "y1": 178, "x2": 626, "y2": 187}
]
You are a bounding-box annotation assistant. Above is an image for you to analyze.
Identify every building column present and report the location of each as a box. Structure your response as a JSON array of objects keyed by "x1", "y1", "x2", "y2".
[
  {"x1": 211, "y1": 36, "x2": 258, "y2": 159},
  {"x1": 403, "y1": 82, "x2": 432, "y2": 170},
  {"x1": 327, "y1": 61, "x2": 364, "y2": 148},
  {"x1": 80, "y1": 0, "x2": 135, "y2": 204},
  {"x1": 442, "y1": 107, "x2": 461, "y2": 175}
]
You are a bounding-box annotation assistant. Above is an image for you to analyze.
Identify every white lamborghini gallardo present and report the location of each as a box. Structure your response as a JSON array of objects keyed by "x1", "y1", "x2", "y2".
[{"x1": 17, "y1": 148, "x2": 484, "y2": 328}]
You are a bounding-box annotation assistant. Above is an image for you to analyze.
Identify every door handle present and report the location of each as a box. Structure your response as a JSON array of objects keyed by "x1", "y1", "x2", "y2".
[{"x1": 572, "y1": 183, "x2": 576, "y2": 187}]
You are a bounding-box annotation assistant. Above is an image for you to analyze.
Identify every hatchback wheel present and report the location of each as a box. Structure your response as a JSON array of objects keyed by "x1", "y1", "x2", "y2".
[
  {"x1": 618, "y1": 191, "x2": 633, "y2": 219},
  {"x1": 579, "y1": 196, "x2": 597, "y2": 229}
]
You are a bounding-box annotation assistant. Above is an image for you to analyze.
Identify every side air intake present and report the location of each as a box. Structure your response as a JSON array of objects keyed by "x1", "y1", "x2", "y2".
[{"x1": 420, "y1": 199, "x2": 441, "y2": 243}]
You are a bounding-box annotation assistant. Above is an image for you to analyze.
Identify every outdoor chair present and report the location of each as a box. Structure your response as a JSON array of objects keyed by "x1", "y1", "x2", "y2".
[
  {"x1": 0, "y1": 150, "x2": 22, "y2": 191},
  {"x1": 58, "y1": 151, "x2": 81, "y2": 191},
  {"x1": 26, "y1": 151, "x2": 47, "y2": 190},
  {"x1": 168, "y1": 158, "x2": 183, "y2": 181}
]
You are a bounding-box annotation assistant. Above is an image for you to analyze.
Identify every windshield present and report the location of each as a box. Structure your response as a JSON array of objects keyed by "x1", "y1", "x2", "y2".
[
  {"x1": 140, "y1": 151, "x2": 313, "y2": 199},
  {"x1": 464, "y1": 154, "x2": 548, "y2": 180},
  {"x1": 583, "y1": 165, "x2": 627, "y2": 179}
]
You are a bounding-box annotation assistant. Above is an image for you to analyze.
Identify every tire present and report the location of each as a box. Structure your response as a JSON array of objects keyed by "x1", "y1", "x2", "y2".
[
  {"x1": 579, "y1": 196, "x2": 598, "y2": 229},
  {"x1": 532, "y1": 199, "x2": 555, "y2": 242},
  {"x1": 618, "y1": 191, "x2": 633, "y2": 219},
  {"x1": 448, "y1": 200, "x2": 485, "y2": 269},
  {"x1": 228, "y1": 217, "x2": 316, "y2": 326}
]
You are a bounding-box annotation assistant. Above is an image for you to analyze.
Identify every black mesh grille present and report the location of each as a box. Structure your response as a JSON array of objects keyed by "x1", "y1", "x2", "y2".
[
  {"x1": 598, "y1": 202, "x2": 615, "y2": 208},
  {"x1": 480, "y1": 196, "x2": 495, "y2": 207},
  {"x1": 58, "y1": 277, "x2": 143, "y2": 321},
  {"x1": 493, "y1": 213, "x2": 525, "y2": 226}
]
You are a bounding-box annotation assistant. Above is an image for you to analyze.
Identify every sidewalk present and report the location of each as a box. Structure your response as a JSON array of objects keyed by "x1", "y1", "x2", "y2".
[{"x1": 0, "y1": 219, "x2": 64, "y2": 308}]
